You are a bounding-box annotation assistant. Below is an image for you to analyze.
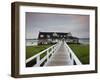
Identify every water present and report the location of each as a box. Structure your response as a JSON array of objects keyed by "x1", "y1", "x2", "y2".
[
  {"x1": 26, "y1": 39, "x2": 38, "y2": 46},
  {"x1": 79, "y1": 38, "x2": 89, "y2": 44}
]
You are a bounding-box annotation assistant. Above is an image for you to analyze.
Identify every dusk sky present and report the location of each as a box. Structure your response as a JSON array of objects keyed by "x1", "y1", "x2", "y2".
[{"x1": 26, "y1": 12, "x2": 89, "y2": 39}]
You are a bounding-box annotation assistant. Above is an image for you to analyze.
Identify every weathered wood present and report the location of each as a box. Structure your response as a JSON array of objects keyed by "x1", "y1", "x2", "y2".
[{"x1": 46, "y1": 42, "x2": 72, "y2": 66}]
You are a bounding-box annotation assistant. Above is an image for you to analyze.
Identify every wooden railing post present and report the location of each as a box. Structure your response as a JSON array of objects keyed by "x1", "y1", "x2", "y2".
[
  {"x1": 46, "y1": 49, "x2": 49, "y2": 61},
  {"x1": 36, "y1": 55, "x2": 40, "y2": 66}
]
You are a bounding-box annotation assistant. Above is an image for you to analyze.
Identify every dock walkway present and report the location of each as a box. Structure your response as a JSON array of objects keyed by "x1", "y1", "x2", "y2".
[{"x1": 46, "y1": 42, "x2": 72, "y2": 66}]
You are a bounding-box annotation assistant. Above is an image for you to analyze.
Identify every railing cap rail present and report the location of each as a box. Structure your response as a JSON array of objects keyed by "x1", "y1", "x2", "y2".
[{"x1": 64, "y1": 41, "x2": 82, "y2": 65}]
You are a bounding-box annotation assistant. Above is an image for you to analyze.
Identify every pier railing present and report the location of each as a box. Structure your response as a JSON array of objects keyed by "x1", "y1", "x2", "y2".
[
  {"x1": 26, "y1": 42, "x2": 61, "y2": 67},
  {"x1": 64, "y1": 41, "x2": 82, "y2": 65}
]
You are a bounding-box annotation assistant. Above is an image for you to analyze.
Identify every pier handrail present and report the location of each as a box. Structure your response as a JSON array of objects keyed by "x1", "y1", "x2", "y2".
[
  {"x1": 64, "y1": 41, "x2": 82, "y2": 65},
  {"x1": 26, "y1": 41, "x2": 61, "y2": 67}
]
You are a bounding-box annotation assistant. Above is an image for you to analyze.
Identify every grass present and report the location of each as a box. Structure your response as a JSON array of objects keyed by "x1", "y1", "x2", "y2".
[
  {"x1": 26, "y1": 44, "x2": 52, "y2": 59},
  {"x1": 68, "y1": 44, "x2": 89, "y2": 64}
]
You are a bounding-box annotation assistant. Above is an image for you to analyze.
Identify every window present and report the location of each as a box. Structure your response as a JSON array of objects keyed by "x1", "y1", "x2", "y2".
[
  {"x1": 64, "y1": 35, "x2": 66, "y2": 37},
  {"x1": 61, "y1": 35, "x2": 63, "y2": 37},
  {"x1": 40, "y1": 35, "x2": 44, "y2": 38},
  {"x1": 47, "y1": 35, "x2": 50, "y2": 38}
]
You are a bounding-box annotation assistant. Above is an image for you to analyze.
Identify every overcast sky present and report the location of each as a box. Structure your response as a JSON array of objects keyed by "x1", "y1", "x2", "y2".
[{"x1": 26, "y1": 12, "x2": 89, "y2": 39}]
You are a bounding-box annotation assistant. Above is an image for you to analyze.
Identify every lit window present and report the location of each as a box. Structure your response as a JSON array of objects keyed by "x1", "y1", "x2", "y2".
[
  {"x1": 40, "y1": 35, "x2": 44, "y2": 37},
  {"x1": 61, "y1": 35, "x2": 63, "y2": 37}
]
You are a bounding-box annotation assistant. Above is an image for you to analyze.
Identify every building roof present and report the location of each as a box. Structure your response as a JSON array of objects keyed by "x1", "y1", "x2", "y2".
[
  {"x1": 38, "y1": 32, "x2": 76, "y2": 39},
  {"x1": 68, "y1": 36, "x2": 78, "y2": 39},
  {"x1": 39, "y1": 32, "x2": 69, "y2": 35}
]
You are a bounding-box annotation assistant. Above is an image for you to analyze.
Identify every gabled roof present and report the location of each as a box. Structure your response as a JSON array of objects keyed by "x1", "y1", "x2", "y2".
[
  {"x1": 38, "y1": 32, "x2": 71, "y2": 39},
  {"x1": 39, "y1": 32, "x2": 69, "y2": 35}
]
